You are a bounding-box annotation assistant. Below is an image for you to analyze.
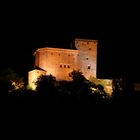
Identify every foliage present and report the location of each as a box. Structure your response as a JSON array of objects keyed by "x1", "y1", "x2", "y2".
[
  {"x1": 89, "y1": 76, "x2": 108, "y2": 87},
  {"x1": 111, "y1": 78, "x2": 125, "y2": 102},
  {"x1": 69, "y1": 70, "x2": 92, "y2": 96},
  {"x1": 0, "y1": 68, "x2": 24, "y2": 93},
  {"x1": 69, "y1": 70, "x2": 86, "y2": 83},
  {"x1": 112, "y1": 78, "x2": 123, "y2": 92},
  {"x1": 57, "y1": 80, "x2": 72, "y2": 96},
  {"x1": 35, "y1": 74, "x2": 57, "y2": 96},
  {"x1": 89, "y1": 76, "x2": 112, "y2": 94}
]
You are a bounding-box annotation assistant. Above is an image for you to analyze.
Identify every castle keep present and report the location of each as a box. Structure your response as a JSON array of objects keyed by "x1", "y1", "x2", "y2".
[{"x1": 28, "y1": 38, "x2": 97, "y2": 89}]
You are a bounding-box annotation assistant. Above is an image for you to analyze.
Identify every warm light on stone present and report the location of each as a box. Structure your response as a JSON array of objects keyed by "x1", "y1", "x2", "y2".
[
  {"x1": 28, "y1": 38, "x2": 113, "y2": 94},
  {"x1": 30, "y1": 38, "x2": 97, "y2": 80},
  {"x1": 28, "y1": 69, "x2": 46, "y2": 90}
]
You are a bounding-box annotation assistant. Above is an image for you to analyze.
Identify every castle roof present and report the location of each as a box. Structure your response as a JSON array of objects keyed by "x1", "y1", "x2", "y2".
[
  {"x1": 75, "y1": 38, "x2": 98, "y2": 42},
  {"x1": 34, "y1": 47, "x2": 78, "y2": 55}
]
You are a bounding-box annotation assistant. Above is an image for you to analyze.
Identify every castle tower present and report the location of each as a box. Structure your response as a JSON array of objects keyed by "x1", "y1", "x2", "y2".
[
  {"x1": 28, "y1": 38, "x2": 98, "y2": 90},
  {"x1": 75, "y1": 38, "x2": 97, "y2": 79}
]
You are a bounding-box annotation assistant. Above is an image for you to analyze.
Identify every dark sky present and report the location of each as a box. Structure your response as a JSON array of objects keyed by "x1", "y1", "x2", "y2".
[{"x1": 1, "y1": 3, "x2": 140, "y2": 80}]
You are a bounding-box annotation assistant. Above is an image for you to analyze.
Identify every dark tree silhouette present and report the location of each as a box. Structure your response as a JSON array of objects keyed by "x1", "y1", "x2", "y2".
[
  {"x1": 69, "y1": 70, "x2": 92, "y2": 97},
  {"x1": 112, "y1": 77, "x2": 125, "y2": 104},
  {"x1": 57, "y1": 80, "x2": 72, "y2": 96},
  {"x1": 35, "y1": 74, "x2": 57, "y2": 97},
  {"x1": 69, "y1": 70, "x2": 86, "y2": 83},
  {"x1": 0, "y1": 68, "x2": 24, "y2": 94}
]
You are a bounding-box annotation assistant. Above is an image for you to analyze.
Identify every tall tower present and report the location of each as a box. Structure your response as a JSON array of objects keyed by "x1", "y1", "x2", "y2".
[{"x1": 75, "y1": 38, "x2": 97, "y2": 79}]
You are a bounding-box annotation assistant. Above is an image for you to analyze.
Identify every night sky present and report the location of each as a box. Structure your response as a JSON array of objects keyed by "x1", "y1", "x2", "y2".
[{"x1": 1, "y1": 3, "x2": 140, "y2": 81}]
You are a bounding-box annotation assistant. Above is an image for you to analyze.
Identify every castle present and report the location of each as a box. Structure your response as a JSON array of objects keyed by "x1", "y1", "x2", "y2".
[{"x1": 28, "y1": 38, "x2": 112, "y2": 93}]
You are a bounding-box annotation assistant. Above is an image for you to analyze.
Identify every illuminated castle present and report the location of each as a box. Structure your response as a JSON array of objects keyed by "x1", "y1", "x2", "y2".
[{"x1": 29, "y1": 38, "x2": 97, "y2": 90}]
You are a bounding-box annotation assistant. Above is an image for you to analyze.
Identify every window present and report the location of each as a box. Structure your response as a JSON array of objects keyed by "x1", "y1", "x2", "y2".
[
  {"x1": 51, "y1": 52, "x2": 53, "y2": 55},
  {"x1": 86, "y1": 58, "x2": 88, "y2": 60},
  {"x1": 59, "y1": 53, "x2": 60, "y2": 56},
  {"x1": 60, "y1": 65, "x2": 62, "y2": 68},
  {"x1": 89, "y1": 48, "x2": 91, "y2": 50},
  {"x1": 64, "y1": 65, "x2": 66, "y2": 68},
  {"x1": 88, "y1": 66, "x2": 91, "y2": 69},
  {"x1": 68, "y1": 65, "x2": 70, "y2": 68}
]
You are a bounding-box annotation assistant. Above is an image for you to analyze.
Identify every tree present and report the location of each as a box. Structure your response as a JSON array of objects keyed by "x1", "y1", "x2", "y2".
[
  {"x1": 0, "y1": 68, "x2": 24, "y2": 93},
  {"x1": 57, "y1": 80, "x2": 72, "y2": 96},
  {"x1": 35, "y1": 74, "x2": 57, "y2": 96},
  {"x1": 69, "y1": 70, "x2": 92, "y2": 97},
  {"x1": 88, "y1": 76, "x2": 111, "y2": 103},
  {"x1": 69, "y1": 70, "x2": 86, "y2": 83},
  {"x1": 112, "y1": 77, "x2": 125, "y2": 103}
]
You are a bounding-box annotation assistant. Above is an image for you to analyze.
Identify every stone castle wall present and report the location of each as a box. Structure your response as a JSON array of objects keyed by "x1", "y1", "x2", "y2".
[
  {"x1": 75, "y1": 39, "x2": 97, "y2": 79},
  {"x1": 28, "y1": 38, "x2": 98, "y2": 89},
  {"x1": 34, "y1": 47, "x2": 78, "y2": 81},
  {"x1": 28, "y1": 69, "x2": 46, "y2": 90}
]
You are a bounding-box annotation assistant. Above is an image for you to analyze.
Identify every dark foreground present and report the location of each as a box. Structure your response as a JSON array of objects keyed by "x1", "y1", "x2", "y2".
[
  {"x1": 1, "y1": 90, "x2": 140, "y2": 116},
  {"x1": 0, "y1": 91, "x2": 140, "y2": 138}
]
